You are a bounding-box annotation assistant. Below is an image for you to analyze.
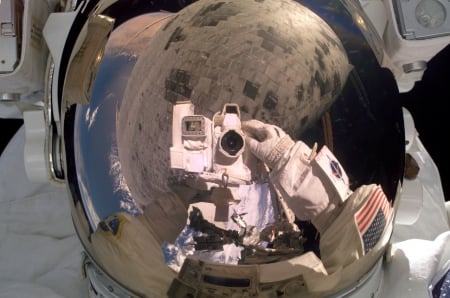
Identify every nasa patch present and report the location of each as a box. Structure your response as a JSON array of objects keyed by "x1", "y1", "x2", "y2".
[{"x1": 312, "y1": 145, "x2": 351, "y2": 202}]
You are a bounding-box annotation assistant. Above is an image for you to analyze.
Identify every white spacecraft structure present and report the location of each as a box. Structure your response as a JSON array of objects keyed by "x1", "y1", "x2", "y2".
[{"x1": 0, "y1": 0, "x2": 449, "y2": 297}]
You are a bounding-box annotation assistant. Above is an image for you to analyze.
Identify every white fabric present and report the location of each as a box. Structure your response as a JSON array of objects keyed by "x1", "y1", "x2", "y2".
[
  {"x1": 382, "y1": 231, "x2": 450, "y2": 298},
  {"x1": 268, "y1": 140, "x2": 347, "y2": 232},
  {"x1": 243, "y1": 120, "x2": 360, "y2": 235},
  {"x1": 0, "y1": 126, "x2": 87, "y2": 298},
  {"x1": 243, "y1": 119, "x2": 295, "y2": 170},
  {"x1": 243, "y1": 120, "x2": 347, "y2": 232}
]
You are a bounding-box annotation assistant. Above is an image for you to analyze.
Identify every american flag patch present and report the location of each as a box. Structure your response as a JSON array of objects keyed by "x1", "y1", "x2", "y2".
[{"x1": 355, "y1": 186, "x2": 391, "y2": 254}]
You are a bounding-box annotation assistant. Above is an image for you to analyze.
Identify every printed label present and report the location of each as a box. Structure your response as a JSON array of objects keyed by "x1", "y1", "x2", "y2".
[{"x1": 312, "y1": 145, "x2": 351, "y2": 202}]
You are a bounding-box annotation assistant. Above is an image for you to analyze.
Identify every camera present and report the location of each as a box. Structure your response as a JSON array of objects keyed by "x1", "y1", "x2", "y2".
[{"x1": 170, "y1": 101, "x2": 251, "y2": 189}]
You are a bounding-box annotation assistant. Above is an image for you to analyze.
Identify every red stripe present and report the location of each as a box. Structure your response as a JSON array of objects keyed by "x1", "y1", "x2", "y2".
[
  {"x1": 356, "y1": 187, "x2": 386, "y2": 233},
  {"x1": 355, "y1": 187, "x2": 381, "y2": 222},
  {"x1": 358, "y1": 191, "x2": 385, "y2": 233},
  {"x1": 356, "y1": 187, "x2": 383, "y2": 224}
]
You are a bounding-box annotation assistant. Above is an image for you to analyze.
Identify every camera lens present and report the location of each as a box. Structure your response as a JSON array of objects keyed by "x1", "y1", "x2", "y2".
[{"x1": 220, "y1": 130, "x2": 244, "y2": 156}]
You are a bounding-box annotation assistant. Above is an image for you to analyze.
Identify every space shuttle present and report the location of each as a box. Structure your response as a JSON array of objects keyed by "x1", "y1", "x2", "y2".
[{"x1": 0, "y1": 0, "x2": 449, "y2": 297}]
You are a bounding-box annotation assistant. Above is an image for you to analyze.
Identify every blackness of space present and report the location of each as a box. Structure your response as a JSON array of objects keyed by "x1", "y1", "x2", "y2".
[{"x1": 401, "y1": 44, "x2": 450, "y2": 201}]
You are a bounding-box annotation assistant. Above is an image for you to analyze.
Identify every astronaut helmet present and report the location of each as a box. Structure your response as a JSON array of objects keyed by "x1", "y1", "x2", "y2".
[{"x1": 56, "y1": 0, "x2": 405, "y2": 296}]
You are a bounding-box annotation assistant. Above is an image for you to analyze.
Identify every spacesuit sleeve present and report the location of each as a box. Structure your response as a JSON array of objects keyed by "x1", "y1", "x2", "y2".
[
  {"x1": 302, "y1": 184, "x2": 394, "y2": 294},
  {"x1": 268, "y1": 141, "x2": 346, "y2": 233},
  {"x1": 319, "y1": 184, "x2": 392, "y2": 272}
]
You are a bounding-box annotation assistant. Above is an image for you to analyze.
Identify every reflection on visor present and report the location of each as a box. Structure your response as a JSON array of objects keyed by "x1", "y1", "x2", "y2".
[
  {"x1": 62, "y1": 1, "x2": 406, "y2": 296},
  {"x1": 203, "y1": 275, "x2": 251, "y2": 288},
  {"x1": 74, "y1": 53, "x2": 143, "y2": 228},
  {"x1": 182, "y1": 116, "x2": 205, "y2": 135}
]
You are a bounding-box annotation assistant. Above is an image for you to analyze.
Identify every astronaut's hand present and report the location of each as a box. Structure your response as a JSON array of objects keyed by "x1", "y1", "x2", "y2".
[{"x1": 242, "y1": 120, "x2": 295, "y2": 170}]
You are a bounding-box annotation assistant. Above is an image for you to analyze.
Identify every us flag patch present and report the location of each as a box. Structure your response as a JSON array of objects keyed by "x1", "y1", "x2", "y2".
[{"x1": 355, "y1": 186, "x2": 391, "y2": 254}]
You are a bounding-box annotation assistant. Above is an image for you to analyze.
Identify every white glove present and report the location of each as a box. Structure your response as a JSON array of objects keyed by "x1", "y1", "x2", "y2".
[
  {"x1": 243, "y1": 119, "x2": 348, "y2": 234},
  {"x1": 242, "y1": 120, "x2": 295, "y2": 170}
]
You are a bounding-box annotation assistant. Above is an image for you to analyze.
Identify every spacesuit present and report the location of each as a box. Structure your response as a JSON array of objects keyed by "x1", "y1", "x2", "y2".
[
  {"x1": 1, "y1": 0, "x2": 450, "y2": 297},
  {"x1": 243, "y1": 119, "x2": 393, "y2": 275}
]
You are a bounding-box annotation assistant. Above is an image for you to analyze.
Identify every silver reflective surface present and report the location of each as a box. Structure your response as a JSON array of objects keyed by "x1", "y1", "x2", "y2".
[
  {"x1": 64, "y1": 1, "x2": 405, "y2": 296},
  {"x1": 73, "y1": 13, "x2": 172, "y2": 228},
  {"x1": 116, "y1": 0, "x2": 351, "y2": 210}
]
